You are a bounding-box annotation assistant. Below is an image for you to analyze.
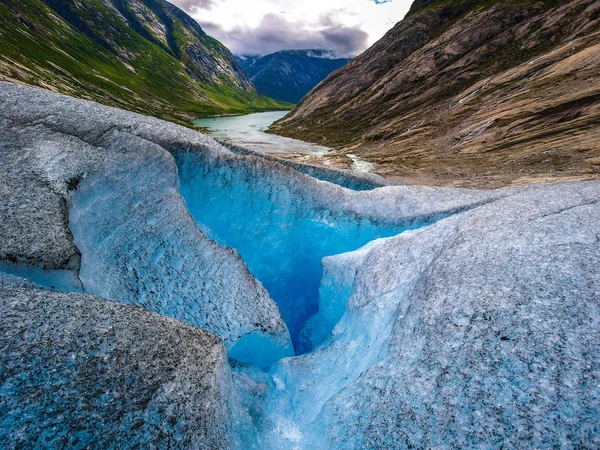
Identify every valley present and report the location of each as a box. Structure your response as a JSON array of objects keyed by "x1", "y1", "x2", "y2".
[
  {"x1": 0, "y1": 0, "x2": 599, "y2": 448},
  {"x1": 194, "y1": 111, "x2": 331, "y2": 155}
]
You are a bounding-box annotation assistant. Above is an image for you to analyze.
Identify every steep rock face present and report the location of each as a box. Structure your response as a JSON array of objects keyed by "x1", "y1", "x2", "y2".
[
  {"x1": 272, "y1": 0, "x2": 600, "y2": 188},
  {"x1": 237, "y1": 50, "x2": 351, "y2": 103},
  {"x1": 0, "y1": 82, "x2": 290, "y2": 356},
  {"x1": 0, "y1": 0, "x2": 286, "y2": 123},
  {"x1": 0, "y1": 274, "x2": 253, "y2": 449}
]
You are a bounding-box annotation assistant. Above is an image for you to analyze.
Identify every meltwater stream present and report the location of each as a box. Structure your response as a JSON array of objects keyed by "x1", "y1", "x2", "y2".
[{"x1": 194, "y1": 111, "x2": 331, "y2": 155}]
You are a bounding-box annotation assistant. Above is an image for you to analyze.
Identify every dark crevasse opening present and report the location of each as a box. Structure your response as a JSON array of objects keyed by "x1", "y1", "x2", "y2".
[{"x1": 174, "y1": 150, "x2": 406, "y2": 356}]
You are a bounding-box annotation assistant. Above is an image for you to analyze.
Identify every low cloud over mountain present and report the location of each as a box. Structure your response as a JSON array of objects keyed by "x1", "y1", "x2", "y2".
[
  {"x1": 167, "y1": 0, "x2": 411, "y2": 56},
  {"x1": 201, "y1": 14, "x2": 367, "y2": 56}
]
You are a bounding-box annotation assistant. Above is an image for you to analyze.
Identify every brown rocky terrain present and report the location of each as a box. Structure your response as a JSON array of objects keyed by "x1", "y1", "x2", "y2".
[{"x1": 271, "y1": 0, "x2": 600, "y2": 188}]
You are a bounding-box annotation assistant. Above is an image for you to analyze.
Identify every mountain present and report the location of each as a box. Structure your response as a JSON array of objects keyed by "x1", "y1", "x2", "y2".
[
  {"x1": 236, "y1": 50, "x2": 352, "y2": 104},
  {"x1": 0, "y1": 0, "x2": 289, "y2": 124},
  {"x1": 236, "y1": 55, "x2": 261, "y2": 72},
  {"x1": 271, "y1": 0, "x2": 600, "y2": 188}
]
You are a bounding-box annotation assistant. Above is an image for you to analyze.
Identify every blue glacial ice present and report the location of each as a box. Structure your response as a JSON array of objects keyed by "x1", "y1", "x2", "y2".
[
  {"x1": 175, "y1": 150, "x2": 410, "y2": 353},
  {"x1": 65, "y1": 138, "x2": 292, "y2": 368},
  {"x1": 241, "y1": 181, "x2": 600, "y2": 450},
  {"x1": 2, "y1": 83, "x2": 599, "y2": 450}
]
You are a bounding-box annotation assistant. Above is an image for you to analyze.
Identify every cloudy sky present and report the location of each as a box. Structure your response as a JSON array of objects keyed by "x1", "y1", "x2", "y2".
[{"x1": 168, "y1": 0, "x2": 413, "y2": 56}]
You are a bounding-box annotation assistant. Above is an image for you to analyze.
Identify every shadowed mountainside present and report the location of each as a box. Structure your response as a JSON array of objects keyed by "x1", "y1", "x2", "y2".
[
  {"x1": 271, "y1": 0, "x2": 600, "y2": 188},
  {"x1": 237, "y1": 50, "x2": 352, "y2": 103}
]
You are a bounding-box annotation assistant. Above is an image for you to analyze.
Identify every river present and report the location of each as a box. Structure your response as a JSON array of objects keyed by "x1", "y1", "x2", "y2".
[{"x1": 194, "y1": 111, "x2": 331, "y2": 155}]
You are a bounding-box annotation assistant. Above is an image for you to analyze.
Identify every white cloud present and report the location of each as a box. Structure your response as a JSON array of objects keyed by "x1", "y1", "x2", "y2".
[{"x1": 168, "y1": 0, "x2": 414, "y2": 56}]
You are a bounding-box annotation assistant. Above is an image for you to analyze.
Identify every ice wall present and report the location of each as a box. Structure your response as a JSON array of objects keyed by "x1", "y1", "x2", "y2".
[
  {"x1": 173, "y1": 147, "x2": 496, "y2": 355},
  {"x1": 174, "y1": 150, "x2": 407, "y2": 353},
  {"x1": 256, "y1": 182, "x2": 600, "y2": 449},
  {"x1": 0, "y1": 83, "x2": 292, "y2": 368},
  {"x1": 67, "y1": 132, "x2": 291, "y2": 363}
]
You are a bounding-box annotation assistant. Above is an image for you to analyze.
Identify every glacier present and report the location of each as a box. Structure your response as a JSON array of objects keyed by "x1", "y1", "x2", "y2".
[
  {"x1": 258, "y1": 181, "x2": 600, "y2": 449},
  {"x1": 0, "y1": 272, "x2": 258, "y2": 449},
  {"x1": 1, "y1": 82, "x2": 599, "y2": 449},
  {"x1": 0, "y1": 83, "x2": 291, "y2": 368},
  {"x1": 175, "y1": 149, "x2": 405, "y2": 352},
  {"x1": 173, "y1": 147, "x2": 499, "y2": 354}
]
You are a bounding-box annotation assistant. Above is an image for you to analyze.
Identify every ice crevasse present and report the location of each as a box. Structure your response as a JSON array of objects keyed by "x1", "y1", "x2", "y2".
[{"x1": 1, "y1": 83, "x2": 599, "y2": 449}]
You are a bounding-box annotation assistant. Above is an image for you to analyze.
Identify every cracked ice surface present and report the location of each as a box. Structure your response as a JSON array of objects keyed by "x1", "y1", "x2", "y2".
[
  {"x1": 0, "y1": 272, "x2": 257, "y2": 449},
  {"x1": 0, "y1": 82, "x2": 291, "y2": 362},
  {"x1": 258, "y1": 182, "x2": 600, "y2": 449},
  {"x1": 175, "y1": 150, "x2": 406, "y2": 352},
  {"x1": 1, "y1": 83, "x2": 599, "y2": 449},
  {"x1": 173, "y1": 146, "x2": 501, "y2": 353}
]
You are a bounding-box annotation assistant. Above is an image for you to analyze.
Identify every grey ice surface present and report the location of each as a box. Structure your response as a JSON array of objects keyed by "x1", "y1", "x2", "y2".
[
  {"x1": 1, "y1": 82, "x2": 599, "y2": 449},
  {"x1": 0, "y1": 273, "x2": 254, "y2": 449},
  {"x1": 261, "y1": 181, "x2": 600, "y2": 449}
]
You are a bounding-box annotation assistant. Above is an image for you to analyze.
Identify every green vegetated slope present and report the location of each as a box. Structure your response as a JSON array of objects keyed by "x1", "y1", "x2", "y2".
[{"x1": 0, "y1": 0, "x2": 291, "y2": 124}]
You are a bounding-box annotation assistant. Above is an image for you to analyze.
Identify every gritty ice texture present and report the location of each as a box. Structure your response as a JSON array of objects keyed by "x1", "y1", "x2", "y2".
[
  {"x1": 1, "y1": 83, "x2": 599, "y2": 449},
  {"x1": 260, "y1": 182, "x2": 600, "y2": 449},
  {"x1": 0, "y1": 82, "x2": 290, "y2": 360},
  {"x1": 0, "y1": 274, "x2": 256, "y2": 449}
]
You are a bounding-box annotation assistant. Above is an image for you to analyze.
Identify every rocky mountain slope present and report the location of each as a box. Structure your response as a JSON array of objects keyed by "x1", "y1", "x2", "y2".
[
  {"x1": 0, "y1": 0, "x2": 287, "y2": 124},
  {"x1": 271, "y1": 0, "x2": 600, "y2": 188},
  {"x1": 237, "y1": 50, "x2": 351, "y2": 103}
]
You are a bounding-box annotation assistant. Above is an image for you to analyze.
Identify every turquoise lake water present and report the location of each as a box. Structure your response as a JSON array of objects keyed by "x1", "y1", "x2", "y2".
[{"x1": 194, "y1": 111, "x2": 331, "y2": 154}]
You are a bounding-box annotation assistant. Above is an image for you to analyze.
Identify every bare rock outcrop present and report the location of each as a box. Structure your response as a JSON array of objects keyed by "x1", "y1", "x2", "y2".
[{"x1": 272, "y1": 0, "x2": 600, "y2": 188}]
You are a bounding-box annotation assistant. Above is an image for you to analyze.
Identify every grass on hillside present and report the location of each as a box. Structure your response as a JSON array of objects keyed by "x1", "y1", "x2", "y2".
[{"x1": 0, "y1": 0, "x2": 292, "y2": 127}]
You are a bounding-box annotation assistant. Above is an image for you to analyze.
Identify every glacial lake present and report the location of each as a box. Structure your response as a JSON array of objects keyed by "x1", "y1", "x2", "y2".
[{"x1": 194, "y1": 111, "x2": 332, "y2": 154}]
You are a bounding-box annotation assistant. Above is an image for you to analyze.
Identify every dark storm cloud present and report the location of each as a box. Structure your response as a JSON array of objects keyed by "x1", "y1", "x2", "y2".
[
  {"x1": 199, "y1": 13, "x2": 368, "y2": 57},
  {"x1": 169, "y1": 0, "x2": 215, "y2": 13}
]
